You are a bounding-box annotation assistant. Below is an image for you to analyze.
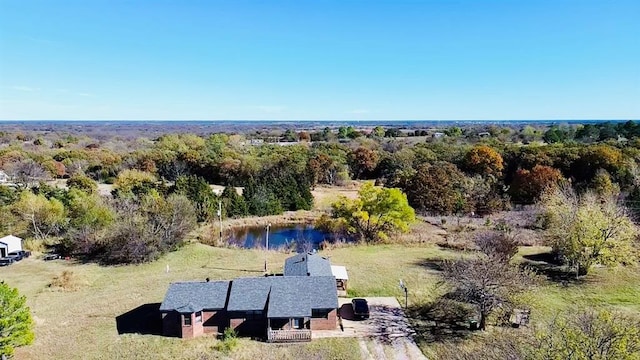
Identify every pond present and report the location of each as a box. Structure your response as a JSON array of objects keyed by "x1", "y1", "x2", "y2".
[{"x1": 227, "y1": 224, "x2": 340, "y2": 251}]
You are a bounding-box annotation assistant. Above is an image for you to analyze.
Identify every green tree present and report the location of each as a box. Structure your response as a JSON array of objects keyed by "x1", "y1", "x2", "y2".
[
  {"x1": 12, "y1": 192, "x2": 66, "y2": 240},
  {"x1": 221, "y1": 185, "x2": 247, "y2": 218},
  {"x1": 0, "y1": 281, "x2": 35, "y2": 357},
  {"x1": 173, "y1": 175, "x2": 217, "y2": 222},
  {"x1": 328, "y1": 182, "x2": 415, "y2": 242},
  {"x1": 531, "y1": 310, "x2": 640, "y2": 360},
  {"x1": 63, "y1": 189, "x2": 115, "y2": 255},
  {"x1": 542, "y1": 187, "x2": 638, "y2": 276},
  {"x1": 112, "y1": 169, "x2": 157, "y2": 198},
  {"x1": 444, "y1": 126, "x2": 462, "y2": 137},
  {"x1": 67, "y1": 174, "x2": 98, "y2": 194},
  {"x1": 242, "y1": 178, "x2": 283, "y2": 216},
  {"x1": 371, "y1": 126, "x2": 385, "y2": 138}
]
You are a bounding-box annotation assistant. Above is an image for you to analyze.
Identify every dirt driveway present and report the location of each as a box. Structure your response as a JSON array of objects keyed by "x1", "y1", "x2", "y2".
[{"x1": 314, "y1": 297, "x2": 427, "y2": 360}]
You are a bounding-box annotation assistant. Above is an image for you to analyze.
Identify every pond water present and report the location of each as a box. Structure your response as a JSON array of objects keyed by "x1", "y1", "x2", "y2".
[{"x1": 227, "y1": 224, "x2": 338, "y2": 251}]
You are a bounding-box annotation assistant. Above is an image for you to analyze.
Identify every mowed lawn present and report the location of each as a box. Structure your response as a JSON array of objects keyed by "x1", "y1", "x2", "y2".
[{"x1": 2, "y1": 242, "x2": 639, "y2": 359}]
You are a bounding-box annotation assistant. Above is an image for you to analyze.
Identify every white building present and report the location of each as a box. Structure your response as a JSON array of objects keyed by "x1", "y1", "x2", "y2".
[
  {"x1": 0, "y1": 235, "x2": 23, "y2": 257},
  {"x1": 0, "y1": 170, "x2": 8, "y2": 183}
]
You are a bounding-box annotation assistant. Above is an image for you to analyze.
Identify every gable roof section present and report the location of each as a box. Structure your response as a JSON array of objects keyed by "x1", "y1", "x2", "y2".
[
  {"x1": 267, "y1": 277, "x2": 310, "y2": 318},
  {"x1": 267, "y1": 276, "x2": 338, "y2": 318},
  {"x1": 284, "y1": 252, "x2": 333, "y2": 277},
  {"x1": 227, "y1": 277, "x2": 272, "y2": 312},
  {"x1": 159, "y1": 281, "x2": 230, "y2": 313}
]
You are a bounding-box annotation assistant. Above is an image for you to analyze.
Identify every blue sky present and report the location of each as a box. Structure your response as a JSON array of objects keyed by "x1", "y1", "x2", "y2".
[{"x1": 0, "y1": 0, "x2": 638, "y2": 120}]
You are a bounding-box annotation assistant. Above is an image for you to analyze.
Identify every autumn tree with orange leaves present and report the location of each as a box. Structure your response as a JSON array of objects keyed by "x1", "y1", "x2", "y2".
[{"x1": 463, "y1": 145, "x2": 504, "y2": 177}]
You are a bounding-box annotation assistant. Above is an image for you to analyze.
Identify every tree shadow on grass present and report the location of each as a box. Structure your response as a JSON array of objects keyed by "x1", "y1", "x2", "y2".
[
  {"x1": 116, "y1": 303, "x2": 162, "y2": 336},
  {"x1": 521, "y1": 252, "x2": 583, "y2": 284},
  {"x1": 369, "y1": 305, "x2": 416, "y2": 345},
  {"x1": 413, "y1": 257, "x2": 447, "y2": 273},
  {"x1": 407, "y1": 298, "x2": 475, "y2": 345}
]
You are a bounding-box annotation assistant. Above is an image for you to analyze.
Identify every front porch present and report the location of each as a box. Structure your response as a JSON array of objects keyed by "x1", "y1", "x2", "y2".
[
  {"x1": 267, "y1": 329, "x2": 312, "y2": 342},
  {"x1": 266, "y1": 317, "x2": 313, "y2": 342}
]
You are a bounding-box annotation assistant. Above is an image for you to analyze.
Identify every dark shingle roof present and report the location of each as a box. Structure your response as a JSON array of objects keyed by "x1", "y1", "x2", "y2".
[
  {"x1": 225, "y1": 275, "x2": 338, "y2": 318},
  {"x1": 266, "y1": 276, "x2": 338, "y2": 318},
  {"x1": 226, "y1": 277, "x2": 271, "y2": 311},
  {"x1": 284, "y1": 252, "x2": 333, "y2": 277},
  {"x1": 159, "y1": 281, "x2": 230, "y2": 313}
]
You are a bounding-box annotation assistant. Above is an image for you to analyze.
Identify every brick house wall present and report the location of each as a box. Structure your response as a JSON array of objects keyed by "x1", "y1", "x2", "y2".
[
  {"x1": 181, "y1": 313, "x2": 197, "y2": 339},
  {"x1": 202, "y1": 310, "x2": 228, "y2": 334},
  {"x1": 310, "y1": 308, "x2": 337, "y2": 330}
]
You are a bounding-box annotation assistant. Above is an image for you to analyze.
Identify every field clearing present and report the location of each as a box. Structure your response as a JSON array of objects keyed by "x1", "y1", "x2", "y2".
[{"x1": 2, "y1": 239, "x2": 639, "y2": 358}]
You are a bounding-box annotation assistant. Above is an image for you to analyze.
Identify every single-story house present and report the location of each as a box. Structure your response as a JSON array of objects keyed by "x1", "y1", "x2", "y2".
[
  {"x1": 0, "y1": 235, "x2": 22, "y2": 257},
  {"x1": 160, "y1": 276, "x2": 338, "y2": 341},
  {"x1": 284, "y1": 252, "x2": 349, "y2": 296},
  {"x1": 0, "y1": 170, "x2": 8, "y2": 183}
]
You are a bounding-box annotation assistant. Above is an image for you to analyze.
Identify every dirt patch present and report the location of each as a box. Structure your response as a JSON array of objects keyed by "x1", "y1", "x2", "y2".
[{"x1": 312, "y1": 184, "x2": 361, "y2": 211}]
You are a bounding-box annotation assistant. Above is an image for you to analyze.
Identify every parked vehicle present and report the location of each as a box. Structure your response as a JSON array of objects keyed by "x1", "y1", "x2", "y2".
[
  {"x1": 7, "y1": 251, "x2": 24, "y2": 261},
  {"x1": 13, "y1": 250, "x2": 31, "y2": 258},
  {"x1": 43, "y1": 253, "x2": 62, "y2": 261},
  {"x1": 351, "y1": 298, "x2": 370, "y2": 320},
  {"x1": 0, "y1": 257, "x2": 14, "y2": 266}
]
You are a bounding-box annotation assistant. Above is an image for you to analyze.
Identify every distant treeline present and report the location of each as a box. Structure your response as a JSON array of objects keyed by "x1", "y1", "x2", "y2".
[{"x1": 3, "y1": 120, "x2": 640, "y2": 263}]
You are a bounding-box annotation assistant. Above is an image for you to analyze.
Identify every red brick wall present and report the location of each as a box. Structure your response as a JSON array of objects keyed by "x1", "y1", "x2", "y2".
[
  {"x1": 230, "y1": 318, "x2": 244, "y2": 330},
  {"x1": 181, "y1": 313, "x2": 195, "y2": 339},
  {"x1": 310, "y1": 309, "x2": 337, "y2": 330},
  {"x1": 202, "y1": 311, "x2": 226, "y2": 334}
]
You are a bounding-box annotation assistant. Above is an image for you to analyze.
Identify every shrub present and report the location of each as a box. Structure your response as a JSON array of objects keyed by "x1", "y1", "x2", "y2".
[{"x1": 214, "y1": 327, "x2": 238, "y2": 354}]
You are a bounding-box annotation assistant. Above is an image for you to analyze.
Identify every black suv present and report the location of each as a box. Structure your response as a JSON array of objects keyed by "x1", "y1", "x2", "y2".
[
  {"x1": 351, "y1": 298, "x2": 370, "y2": 320},
  {"x1": 7, "y1": 251, "x2": 24, "y2": 261}
]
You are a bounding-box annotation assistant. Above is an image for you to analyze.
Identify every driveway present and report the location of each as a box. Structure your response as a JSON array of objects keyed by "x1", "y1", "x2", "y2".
[{"x1": 313, "y1": 297, "x2": 427, "y2": 360}]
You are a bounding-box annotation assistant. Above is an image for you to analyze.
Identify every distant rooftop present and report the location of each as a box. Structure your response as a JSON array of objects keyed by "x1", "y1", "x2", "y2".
[{"x1": 284, "y1": 252, "x2": 333, "y2": 277}]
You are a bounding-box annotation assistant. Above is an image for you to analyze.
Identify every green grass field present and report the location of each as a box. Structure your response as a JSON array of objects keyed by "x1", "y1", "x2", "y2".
[{"x1": 2, "y1": 241, "x2": 639, "y2": 359}]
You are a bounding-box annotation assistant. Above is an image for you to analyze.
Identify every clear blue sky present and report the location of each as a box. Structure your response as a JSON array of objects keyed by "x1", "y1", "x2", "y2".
[{"x1": 0, "y1": 0, "x2": 638, "y2": 120}]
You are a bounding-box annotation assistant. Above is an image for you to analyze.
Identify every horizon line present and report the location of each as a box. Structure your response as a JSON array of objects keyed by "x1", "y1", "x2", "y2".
[{"x1": 0, "y1": 118, "x2": 638, "y2": 122}]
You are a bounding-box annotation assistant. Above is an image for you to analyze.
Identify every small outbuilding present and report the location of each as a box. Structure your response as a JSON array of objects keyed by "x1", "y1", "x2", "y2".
[
  {"x1": 331, "y1": 265, "x2": 349, "y2": 297},
  {"x1": 0, "y1": 170, "x2": 8, "y2": 183},
  {"x1": 0, "y1": 235, "x2": 22, "y2": 257}
]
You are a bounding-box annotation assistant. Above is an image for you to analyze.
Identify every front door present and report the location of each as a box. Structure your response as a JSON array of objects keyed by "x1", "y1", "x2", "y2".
[{"x1": 292, "y1": 318, "x2": 304, "y2": 329}]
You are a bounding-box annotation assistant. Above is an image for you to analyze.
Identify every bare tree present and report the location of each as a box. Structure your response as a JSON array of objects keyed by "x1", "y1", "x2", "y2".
[
  {"x1": 474, "y1": 230, "x2": 519, "y2": 262},
  {"x1": 442, "y1": 257, "x2": 534, "y2": 330},
  {"x1": 5, "y1": 159, "x2": 48, "y2": 188}
]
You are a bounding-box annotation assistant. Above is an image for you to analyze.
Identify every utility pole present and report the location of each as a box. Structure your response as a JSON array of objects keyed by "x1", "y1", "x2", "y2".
[
  {"x1": 264, "y1": 223, "x2": 271, "y2": 273},
  {"x1": 217, "y1": 201, "x2": 223, "y2": 245}
]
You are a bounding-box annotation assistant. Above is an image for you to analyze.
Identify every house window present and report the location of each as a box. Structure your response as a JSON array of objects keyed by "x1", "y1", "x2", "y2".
[
  {"x1": 312, "y1": 309, "x2": 329, "y2": 319},
  {"x1": 195, "y1": 311, "x2": 202, "y2": 323},
  {"x1": 183, "y1": 314, "x2": 192, "y2": 326},
  {"x1": 246, "y1": 310, "x2": 263, "y2": 320}
]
